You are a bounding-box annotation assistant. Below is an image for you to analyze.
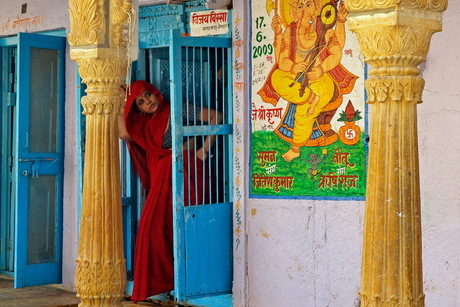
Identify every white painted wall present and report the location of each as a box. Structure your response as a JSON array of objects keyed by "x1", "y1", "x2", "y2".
[
  {"x1": 419, "y1": 2, "x2": 460, "y2": 306},
  {"x1": 246, "y1": 200, "x2": 363, "y2": 307},
  {"x1": 0, "y1": 1, "x2": 69, "y2": 36},
  {"x1": 0, "y1": 0, "x2": 79, "y2": 292},
  {"x1": 62, "y1": 54, "x2": 79, "y2": 292},
  {"x1": 233, "y1": 0, "x2": 460, "y2": 306}
]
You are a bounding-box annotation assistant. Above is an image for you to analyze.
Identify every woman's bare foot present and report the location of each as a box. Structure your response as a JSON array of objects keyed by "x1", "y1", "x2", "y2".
[{"x1": 282, "y1": 148, "x2": 300, "y2": 162}]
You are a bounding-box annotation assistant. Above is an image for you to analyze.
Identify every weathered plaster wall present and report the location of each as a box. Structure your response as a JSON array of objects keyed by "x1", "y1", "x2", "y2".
[
  {"x1": 233, "y1": 0, "x2": 460, "y2": 306},
  {"x1": 61, "y1": 58, "x2": 79, "y2": 292},
  {"x1": 247, "y1": 200, "x2": 363, "y2": 307},
  {"x1": 0, "y1": 1, "x2": 69, "y2": 36},
  {"x1": 419, "y1": 2, "x2": 460, "y2": 306},
  {"x1": 0, "y1": 0, "x2": 79, "y2": 292}
]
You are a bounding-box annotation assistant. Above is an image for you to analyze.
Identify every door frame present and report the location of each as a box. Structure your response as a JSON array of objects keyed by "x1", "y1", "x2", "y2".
[{"x1": 0, "y1": 41, "x2": 16, "y2": 276}]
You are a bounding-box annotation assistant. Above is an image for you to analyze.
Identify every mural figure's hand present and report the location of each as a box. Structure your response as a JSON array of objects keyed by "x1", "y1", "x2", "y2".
[
  {"x1": 291, "y1": 62, "x2": 308, "y2": 74},
  {"x1": 306, "y1": 66, "x2": 324, "y2": 82},
  {"x1": 272, "y1": 14, "x2": 283, "y2": 36},
  {"x1": 338, "y1": 1, "x2": 349, "y2": 21}
]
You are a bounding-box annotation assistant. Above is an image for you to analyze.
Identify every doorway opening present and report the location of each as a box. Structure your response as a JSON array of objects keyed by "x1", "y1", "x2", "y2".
[{"x1": 120, "y1": 29, "x2": 233, "y2": 304}]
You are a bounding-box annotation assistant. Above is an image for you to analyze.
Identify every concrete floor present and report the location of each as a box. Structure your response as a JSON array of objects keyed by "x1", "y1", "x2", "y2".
[
  {"x1": 0, "y1": 278, "x2": 80, "y2": 307},
  {"x1": 0, "y1": 278, "x2": 188, "y2": 307}
]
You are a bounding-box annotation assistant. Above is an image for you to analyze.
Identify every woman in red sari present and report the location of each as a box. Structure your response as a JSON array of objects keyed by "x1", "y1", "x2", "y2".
[{"x1": 118, "y1": 81, "x2": 220, "y2": 302}]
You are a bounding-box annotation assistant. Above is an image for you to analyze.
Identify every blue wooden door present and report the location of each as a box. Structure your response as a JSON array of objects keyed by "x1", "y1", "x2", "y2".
[
  {"x1": 169, "y1": 30, "x2": 233, "y2": 302},
  {"x1": 13, "y1": 33, "x2": 65, "y2": 288}
]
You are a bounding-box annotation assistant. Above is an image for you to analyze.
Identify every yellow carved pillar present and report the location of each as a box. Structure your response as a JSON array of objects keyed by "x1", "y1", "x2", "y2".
[
  {"x1": 68, "y1": 0, "x2": 133, "y2": 306},
  {"x1": 346, "y1": 1, "x2": 447, "y2": 306}
]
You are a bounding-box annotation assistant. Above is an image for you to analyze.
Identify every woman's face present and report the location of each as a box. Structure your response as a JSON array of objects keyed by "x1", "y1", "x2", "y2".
[{"x1": 135, "y1": 89, "x2": 160, "y2": 114}]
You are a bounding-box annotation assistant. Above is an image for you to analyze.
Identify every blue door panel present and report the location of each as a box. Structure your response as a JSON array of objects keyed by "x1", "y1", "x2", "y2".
[
  {"x1": 185, "y1": 204, "x2": 233, "y2": 296},
  {"x1": 14, "y1": 32, "x2": 65, "y2": 288}
]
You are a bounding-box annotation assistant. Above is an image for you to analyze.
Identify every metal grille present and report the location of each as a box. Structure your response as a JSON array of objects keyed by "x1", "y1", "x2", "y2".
[
  {"x1": 143, "y1": 44, "x2": 232, "y2": 207},
  {"x1": 181, "y1": 45, "x2": 232, "y2": 206}
]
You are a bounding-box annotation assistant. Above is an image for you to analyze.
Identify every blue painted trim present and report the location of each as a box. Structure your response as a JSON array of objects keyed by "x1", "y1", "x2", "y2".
[
  {"x1": 170, "y1": 29, "x2": 188, "y2": 303},
  {"x1": 139, "y1": 3, "x2": 184, "y2": 18},
  {"x1": 76, "y1": 69, "x2": 84, "y2": 232},
  {"x1": 0, "y1": 29, "x2": 66, "y2": 47},
  {"x1": 0, "y1": 37, "x2": 18, "y2": 47},
  {"x1": 172, "y1": 35, "x2": 231, "y2": 48},
  {"x1": 186, "y1": 294, "x2": 233, "y2": 307},
  {"x1": 363, "y1": 62, "x2": 370, "y2": 170},
  {"x1": 125, "y1": 280, "x2": 134, "y2": 296},
  {"x1": 36, "y1": 29, "x2": 67, "y2": 37},
  {"x1": 226, "y1": 46, "x2": 234, "y2": 205},
  {"x1": 183, "y1": 124, "x2": 232, "y2": 136}
]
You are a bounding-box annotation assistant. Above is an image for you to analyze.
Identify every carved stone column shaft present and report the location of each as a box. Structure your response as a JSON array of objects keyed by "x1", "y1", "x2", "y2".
[
  {"x1": 68, "y1": 0, "x2": 133, "y2": 306},
  {"x1": 363, "y1": 90, "x2": 423, "y2": 305},
  {"x1": 74, "y1": 75, "x2": 126, "y2": 306},
  {"x1": 346, "y1": 1, "x2": 447, "y2": 306}
]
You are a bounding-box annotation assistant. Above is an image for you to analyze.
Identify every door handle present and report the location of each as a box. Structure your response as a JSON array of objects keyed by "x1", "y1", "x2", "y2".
[
  {"x1": 31, "y1": 160, "x2": 40, "y2": 178},
  {"x1": 18, "y1": 158, "x2": 55, "y2": 178}
]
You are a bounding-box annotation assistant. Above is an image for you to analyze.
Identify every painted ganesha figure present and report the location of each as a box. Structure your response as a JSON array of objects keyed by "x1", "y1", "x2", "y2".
[{"x1": 258, "y1": 0, "x2": 358, "y2": 162}]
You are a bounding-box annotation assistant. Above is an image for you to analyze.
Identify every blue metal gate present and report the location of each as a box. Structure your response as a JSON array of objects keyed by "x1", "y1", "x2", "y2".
[
  {"x1": 170, "y1": 31, "x2": 233, "y2": 302},
  {"x1": 135, "y1": 28, "x2": 233, "y2": 303}
]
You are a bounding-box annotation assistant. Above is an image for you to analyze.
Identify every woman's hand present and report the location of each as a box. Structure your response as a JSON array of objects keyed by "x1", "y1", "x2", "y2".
[
  {"x1": 196, "y1": 147, "x2": 208, "y2": 161},
  {"x1": 118, "y1": 83, "x2": 132, "y2": 141},
  {"x1": 119, "y1": 83, "x2": 127, "y2": 103},
  {"x1": 196, "y1": 107, "x2": 219, "y2": 161}
]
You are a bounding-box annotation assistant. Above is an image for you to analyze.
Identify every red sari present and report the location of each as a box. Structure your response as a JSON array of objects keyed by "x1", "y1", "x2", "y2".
[{"x1": 125, "y1": 81, "x2": 207, "y2": 302}]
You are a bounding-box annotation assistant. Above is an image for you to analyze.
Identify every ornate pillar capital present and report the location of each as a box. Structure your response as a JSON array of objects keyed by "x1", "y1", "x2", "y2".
[
  {"x1": 70, "y1": 48, "x2": 127, "y2": 115},
  {"x1": 346, "y1": 0, "x2": 447, "y2": 12},
  {"x1": 346, "y1": 0, "x2": 447, "y2": 103}
]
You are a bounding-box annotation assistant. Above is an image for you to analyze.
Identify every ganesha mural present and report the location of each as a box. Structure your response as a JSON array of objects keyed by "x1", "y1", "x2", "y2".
[{"x1": 250, "y1": 0, "x2": 367, "y2": 198}]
